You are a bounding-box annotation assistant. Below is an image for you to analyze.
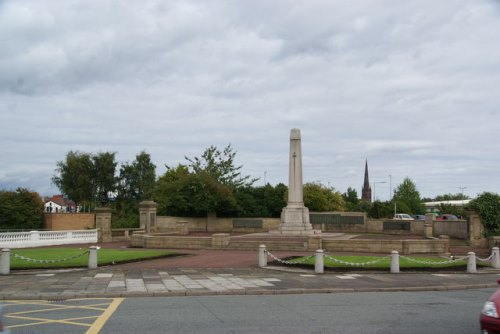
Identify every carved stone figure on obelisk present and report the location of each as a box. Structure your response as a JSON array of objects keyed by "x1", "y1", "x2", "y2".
[{"x1": 279, "y1": 128, "x2": 315, "y2": 235}]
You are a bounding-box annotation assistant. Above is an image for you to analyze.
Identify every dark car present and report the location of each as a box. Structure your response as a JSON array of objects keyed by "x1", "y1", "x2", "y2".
[
  {"x1": 411, "y1": 214, "x2": 426, "y2": 221},
  {"x1": 436, "y1": 214, "x2": 459, "y2": 221},
  {"x1": 480, "y1": 279, "x2": 500, "y2": 333}
]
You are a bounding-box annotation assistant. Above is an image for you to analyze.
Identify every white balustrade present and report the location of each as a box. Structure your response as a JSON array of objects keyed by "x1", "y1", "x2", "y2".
[{"x1": 0, "y1": 230, "x2": 98, "y2": 248}]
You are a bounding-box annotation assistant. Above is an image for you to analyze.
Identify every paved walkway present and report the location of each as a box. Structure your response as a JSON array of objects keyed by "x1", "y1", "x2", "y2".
[{"x1": 1, "y1": 244, "x2": 499, "y2": 300}]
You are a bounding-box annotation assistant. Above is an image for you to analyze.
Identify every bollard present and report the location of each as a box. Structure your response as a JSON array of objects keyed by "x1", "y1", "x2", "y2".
[
  {"x1": 390, "y1": 250, "x2": 400, "y2": 273},
  {"x1": 492, "y1": 247, "x2": 500, "y2": 269},
  {"x1": 467, "y1": 251, "x2": 477, "y2": 273},
  {"x1": 258, "y1": 245, "x2": 267, "y2": 268},
  {"x1": 1, "y1": 249, "x2": 10, "y2": 275},
  {"x1": 315, "y1": 249, "x2": 324, "y2": 274},
  {"x1": 88, "y1": 246, "x2": 98, "y2": 269}
]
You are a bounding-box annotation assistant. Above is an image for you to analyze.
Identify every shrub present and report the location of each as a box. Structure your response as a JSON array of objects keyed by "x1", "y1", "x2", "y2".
[{"x1": 470, "y1": 192, "x2": 500, "y2": 236}]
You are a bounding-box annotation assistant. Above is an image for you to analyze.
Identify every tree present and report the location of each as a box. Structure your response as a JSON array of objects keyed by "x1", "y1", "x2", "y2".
[
  {"x1": 368, "y1": 200, "x2": 393, "y2": 219},
  {"x1": 117, "y1": 151, "x2": 156, "y2": 202},
  {"x1": 342, "y1": 187, "x2": 360, "y2": 211},
  {"x1": 392, "y1": 177, "x2": 424, "y2": 214},
  {"x1": 0, "y1": 188, "x2": 44, "y2": 230},
  {"x1": 92, "y1": 152, "x2": 117, "y2": 205},
  {"x1": 185, "y1": 144, "x2": 257, "y2": 189},
  {"x1": 470, "y1": 192, "x2": 500, "y2": 236},
  {"x1": 52, "y1": 151, "x2": 94, "y2": 208},
  {"x1": 154, "y1": 165, "x2": 238, "y2": 217},
  {"x1": 303, "y1": 182, "x2": 345, "y2": 212},
  {"x1": 232, "y1": 183, "x2": 288, "y2": 218}
]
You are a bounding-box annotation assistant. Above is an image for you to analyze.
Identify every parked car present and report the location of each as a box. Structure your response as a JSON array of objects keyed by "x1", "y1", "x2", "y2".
[
  {"x1": 411, "y1": 214, "x2": 426, "y2": 221},
  {"x1": 436, "y1": 214, "x2": 459, "y2": 221},
  {"x1": 480, "y1": 279, "x2": 500, "y2": 333},
  {"x1": 393, "y1": 213, "x2": 414, "y2": 220}
]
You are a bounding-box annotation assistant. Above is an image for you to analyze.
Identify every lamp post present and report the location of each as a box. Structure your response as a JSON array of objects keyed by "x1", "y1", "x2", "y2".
[
  {"x1": 389, "y1": 174, "x2": 392, "y2": 201},
  {"x1": 373, "y1": 181, "x2": 387, "y2": 201}
]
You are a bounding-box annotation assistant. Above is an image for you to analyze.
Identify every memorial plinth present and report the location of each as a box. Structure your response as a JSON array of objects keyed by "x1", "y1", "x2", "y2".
[{"x1": 277, "y1": 129, "x2": 317, "y2": 236}]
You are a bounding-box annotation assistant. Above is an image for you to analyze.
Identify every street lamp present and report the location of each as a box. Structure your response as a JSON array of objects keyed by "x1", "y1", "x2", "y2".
[
  {"x1": 373, "y1": 181, "x2": 387, "y2": 201},
  {"x1": 458, "y1": 186, "x2": 467, "y2": 197},
  {"x1": 388, "y1": 174, "x2": 392, "y2": 201}
]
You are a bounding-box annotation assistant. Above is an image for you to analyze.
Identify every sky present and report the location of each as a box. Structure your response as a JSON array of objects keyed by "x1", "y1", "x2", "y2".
[{"x1": 1, "y1": 0, "x2": 500, "y2": 201}]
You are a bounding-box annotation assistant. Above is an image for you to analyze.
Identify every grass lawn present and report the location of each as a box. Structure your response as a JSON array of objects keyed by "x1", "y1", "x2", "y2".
[
  {"x1": 281, "y1": 255, "x2": 475, "y2": 270},
  {"x1": 9, "y1": 248, "x2": 177, "y2": 269}
]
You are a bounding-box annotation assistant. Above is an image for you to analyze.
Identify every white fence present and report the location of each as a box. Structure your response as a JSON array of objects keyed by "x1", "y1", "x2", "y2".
[{"x1": 0, "y1": 230, "x2": 98, "y2": 248}]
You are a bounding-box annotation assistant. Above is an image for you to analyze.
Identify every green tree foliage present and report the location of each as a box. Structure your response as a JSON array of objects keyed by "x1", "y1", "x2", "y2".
[
  {"x1": 154, "y1": 166, "x2": 237, "y2": 217},
  {"x1": 113, "y1": 151, "x2": 157, "y2": 228},
  {"x1": 185, "y1": 144, "x2": 257, "y2": 189},
  {"x1": 392, "y1": 178, "x2": 424, "y2": 214},
  {"x1": 303, "y1": 182, "x2": 345, "y2": 212},
  {"x1": 233, "y1": 183, "x2": 287, "y2": 217},
  {"x1": 470, "y1": 192, "x2": 500, "y2": 236},
  {"x1": 0, "y1": 188, "x2": 44, "y2": 230},
  {"x1": 92, "y1": 152, "x2": 117, "y2": 205},
  {"x1": 368, "y1": 200, "x2": 394, "y2": 219},
  {"x1": 117, "y1": 151, "x2": 156, "y2": 202},
  {"x1": 342, "y1": 187, "x2": 360, "y2": 211},
  {"x1": 52, "y1": 151, "x2": 94, "y2": 207}
]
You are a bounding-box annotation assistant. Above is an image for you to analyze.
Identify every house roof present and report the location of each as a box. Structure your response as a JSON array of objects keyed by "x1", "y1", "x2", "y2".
[{"x1": 44, "y1": 195, "x2": 75, "y2": 207}]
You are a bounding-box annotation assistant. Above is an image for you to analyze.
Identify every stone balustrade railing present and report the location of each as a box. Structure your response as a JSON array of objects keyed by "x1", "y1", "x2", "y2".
[{"x1": 0, "y1": 230, "x2": 98, "y2": 248}]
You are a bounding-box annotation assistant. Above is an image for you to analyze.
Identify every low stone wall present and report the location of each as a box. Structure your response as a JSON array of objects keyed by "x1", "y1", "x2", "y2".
[
  {"x1": 131, "y1": 233, "x2": 212, "y2": 249},
  {"x1": 43, "y1": 213, "x2": 95, "y2": 231},
  {"x1": 322, "y1": 238, "x2": 449, "y2": 255},
  {"x1": 156, "y1": 216, "x2": 280, "y2": 233},
  {"x1": 131, "y1": 232, "x2": 449, "y2": 254},
  {"x1": 433, "y1": 220, "x2": 467, "y2": 240},
  {"x1": 111, "y1": 228, "x2": 144, "y2": 241}
]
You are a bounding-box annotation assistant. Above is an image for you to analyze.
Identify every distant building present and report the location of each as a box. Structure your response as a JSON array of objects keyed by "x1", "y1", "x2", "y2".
[
  {"x1": 361, "y1": 159, "x2": 372, "y2": 202},
  {"x1": 44, "y1": 195, "x2": 77, "y2": 213},
  {"x1": 423, "y1": 199, "x2": 472, "y2": 213}
]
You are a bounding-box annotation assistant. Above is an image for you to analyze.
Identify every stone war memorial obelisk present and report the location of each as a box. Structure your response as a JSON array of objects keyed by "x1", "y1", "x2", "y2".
[{"x1": 278, "y1": 128, "x2": 317, "y2": 235}]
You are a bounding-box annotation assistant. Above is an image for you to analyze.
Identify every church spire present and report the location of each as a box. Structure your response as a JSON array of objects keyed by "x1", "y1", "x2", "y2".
[{"x1": 361, "y1": 159, "x2": 372, "y2": 202}]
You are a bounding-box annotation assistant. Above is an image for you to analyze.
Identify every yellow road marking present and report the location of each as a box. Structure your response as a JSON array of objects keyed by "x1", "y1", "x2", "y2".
[
  {"x1": 6, "y1": 303, "x2": 108, "y2": 315},
  {"x1": 2, "y1": 298, "x2": 122, "y2": 331},
  {"x1": 86, "y1": 298, "x2": 124, "y2": 334},
  {"x1": 6, "y1": 315, "x2": 97, "y2": 328}
]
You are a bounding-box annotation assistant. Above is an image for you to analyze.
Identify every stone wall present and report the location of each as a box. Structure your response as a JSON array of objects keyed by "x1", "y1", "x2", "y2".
[
  {"x1": 433, "y1": 220, "x2": 467, "y2": 239},
  {"x1": 155, "y1": 216, "x2": 281, "y2": 233},
  {"x1": 130, "y1": 233, "x2": 449, "y2": 254},
  {"x1": 43, "y1": 213, "x2": 95, "y2": 231},
  {"x1": 322, "y1": 238, "x2": 449, "y2": 255}
]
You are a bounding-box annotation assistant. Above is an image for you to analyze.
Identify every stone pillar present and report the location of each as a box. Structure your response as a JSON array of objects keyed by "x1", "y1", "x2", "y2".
[
  {"x1": 424, "y1": 213, "x2": 434, "y2": 237},
  {"x1": 424, "y1": 223, "x2": 433, "y2": 239},
  {"x1": 492, "y1": 247, "x2": 500, "y2": 269},
  {"x1": 258, "y1": 245, "x2": 267, "y2": 267},
  {"x1": 88, "y1": 246, "x2": 98, "y2": 269},
  {"x1": 468, "y1": 210, "x2": 487, "y2": 247},
  {"x1": 139, "y1": 201, "x2": 157, "y2": 233},
  {"x1": 95, "y1": 207, "x2": 112, "y2": 242},
  {"x1": 467, "y1": 252, "x2": 477, "y2": 273},
  {"x1": 278, "y1": 129, "x2": 315, "y2": 235},
  {"x1": 390, "y1": 250, "x2": 400, "y2": 273},
  {"x1": 315, "y1": 249, "x2": 324, "y2": 274},
  {"x1": 1, "y1": 249, "x2": 10, "y2": 275}
]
